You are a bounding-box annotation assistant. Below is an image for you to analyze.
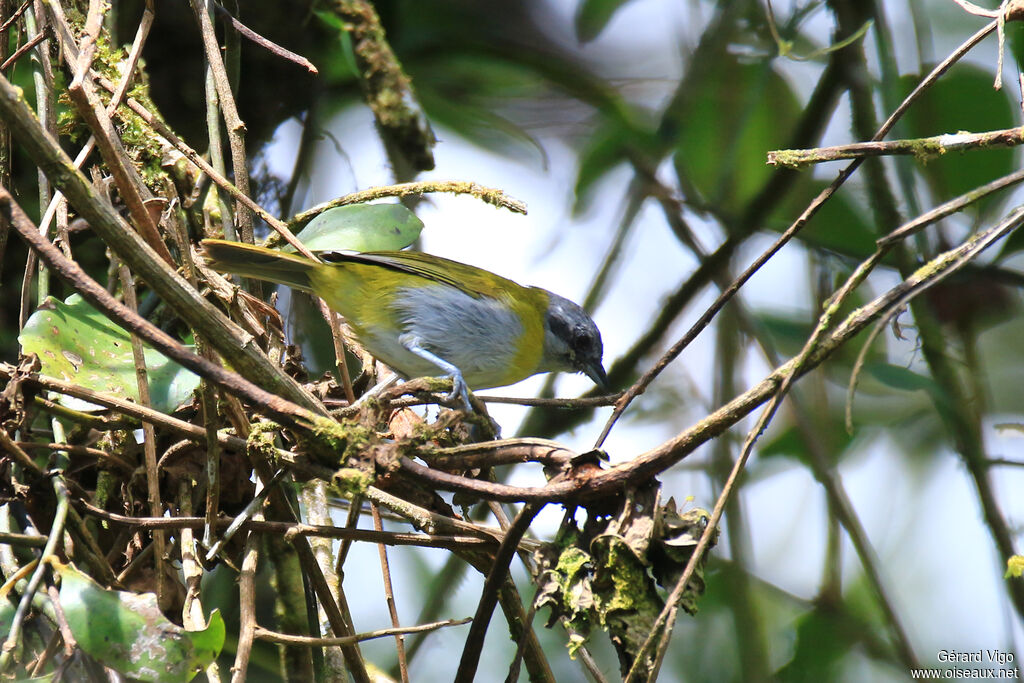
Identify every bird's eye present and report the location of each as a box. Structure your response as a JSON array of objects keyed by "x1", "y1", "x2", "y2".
[{"x1": 574, "y1": 327, "x2": 594, "y2": 350}]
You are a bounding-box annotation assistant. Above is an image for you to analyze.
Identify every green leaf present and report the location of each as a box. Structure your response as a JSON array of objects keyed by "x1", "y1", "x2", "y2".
[
  {"x1": 411, "y1": 54, "x2": 548, "y2": 164},
  {"x1": 770, "y1": 182, "x2": 878, "y2": 262},
  {"x1": 755, "y1": 312, "x2": 813, "y2": 357},
  {"x1": 0, "y1": 598, "x2": 14, "y2": 637},
  {"x1": 575, "y1": 0, "x2": 633, "y2": 43},
  {"x1": 669, "y1": 55, "x2": 800, "y2": 209},
  {"x1": 57, "y1": 563, "x2": 224, "y2": 681},
  {"x1": 759, "y1": 423, "x2": 853, "y2": 465},
  {"x1": 311, "y1": 9, "x2": 359, "y2": 82},
  {"x1": 864, "y1": 363, "x2": 936, "y2": 393},
  {"x1": 573, "y1": 117, "x2": 657, "y2": 215},
  {"x1": 291, "y1": 204, "x2": 423, "y2": 253},
  {"x1": 19, "y1": 295, "x2": 200, "y2": 413},
  {"x1": 776, "y1": 607, "x2": 857, "y2": 682}
]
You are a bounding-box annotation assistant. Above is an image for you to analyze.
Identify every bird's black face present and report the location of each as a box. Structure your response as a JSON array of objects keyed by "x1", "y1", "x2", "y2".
[
  {"x1": 544, "y1": 293, "x2": 608, "y2": 390},
  {"x1": 569, "y1": 321, "x2": 608, "y2": 389}
]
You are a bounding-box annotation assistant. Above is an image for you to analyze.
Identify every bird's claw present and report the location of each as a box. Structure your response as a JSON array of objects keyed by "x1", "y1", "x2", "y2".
[{"x1": 445, "y1": 373, "x2": 473, "y2": 412}]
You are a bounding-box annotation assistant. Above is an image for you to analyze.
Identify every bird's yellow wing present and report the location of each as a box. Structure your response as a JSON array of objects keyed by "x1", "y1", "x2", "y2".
[{"x1": 320, "y1": 250, "x2": 525, "y2": 300}]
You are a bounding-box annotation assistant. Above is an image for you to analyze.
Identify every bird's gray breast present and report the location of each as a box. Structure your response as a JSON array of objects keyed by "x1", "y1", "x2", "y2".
[{"x1": 368, "y1": 284, "x2": 526, "y2": 389}]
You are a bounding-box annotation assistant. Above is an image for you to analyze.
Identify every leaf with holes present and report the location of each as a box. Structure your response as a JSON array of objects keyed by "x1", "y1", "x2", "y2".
[
  {"x1": 57, "y1": 562, "x2": 223, "y2": 682},
  {"x1": 19, "y1": 294, "x2": 199, "y2": 413}
]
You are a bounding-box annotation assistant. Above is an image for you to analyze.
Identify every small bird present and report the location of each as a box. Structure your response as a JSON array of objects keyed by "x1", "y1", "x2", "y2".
[{"x1": 201, "y1": 239, "x2": 607, "y2": 409}]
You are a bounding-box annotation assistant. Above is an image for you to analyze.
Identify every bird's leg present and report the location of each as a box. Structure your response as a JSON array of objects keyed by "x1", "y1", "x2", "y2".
[{"x1": 399, "y1": 334, "x2": 473, "y2": 411}]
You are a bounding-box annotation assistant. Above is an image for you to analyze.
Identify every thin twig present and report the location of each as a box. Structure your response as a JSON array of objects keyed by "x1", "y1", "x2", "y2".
[
  {"x1": 329, "y1": 310, "x2": 356, "y2": 404},
  {"x1": 178, "y1": 478, "x2": 222, "y2": 682},
  {"x1": 34, "y1": 0, "x2": 154, "y2": 270},
  {"x1": 18, "y1": 3, "x2": 54, "y2": 331},
  {"x1": 0, "y1": 470, "x2": 69, "y2": 670},
  {"x1": 0, "y1": 24, "x2": 47, "y2": 70},
  {"x1": 483, "y1": 394, "x2": 617, "y2": 407},
  {"x1": 422, "y1": 438, "x2": 576, "y2": 470},
  {"x1": 0, "y1": 425, "x2": 45, "y2": 478},
  {"x1": 633, "y1": 201, "x2": 1024, "y2": 679},
  {"x1": 210, "y1": 3, "x2": 317, "y2": 73},
  {"x1": 190, "y1": 0, "x2": 254, "y2": 244},
  {"x1": 877, "y1": 168, "x2": 1024, "y2": 246},
  {"x1": 299, "y1": 479, "x2": 347, "y2": 680},
  {"x1": 769, "y1": 126, "x2": 1024, "y2": 168},
  {"x1": 0, "y1": 0, "x2": 10, "y2": 287},
  {"x1": 454, "y1": 502, "x2": 543, "y2": 683},
  {"x1": 117, "y1": 261, "x2": 167, "y2": 610},
  {"x1": 65, "y1": 507, "x2": 487, "y2": 548},
  {"x1": 286, "y1": 180, "x2": 526, "y2": 229},
  {"x1": 371, "y1": 503, "x2": 409, "y2": 682},
  {"x1": 232, "y1": 494, "x2": 262, "y2": 683},
  {"x1": 0, "y1": 0, "x2": 29, "y2": 34},
  {"x1": 37, "y1": 0, "x2": 313, "y2": 260},
  {"x1": 0, "y1": 531, "x2": 46, "y2": 548},
  {"x1": 60, "y1": 2, "x2": 174, "y2": 267},
  {"x1": 250, "y1": 463, "x2": 372, "y2": 682},
  {"x1": 253, "y1": 618, "x2": 471, "y2": 646},
  {"x1": 400, "y1": 205, "x2": 1024, "y2": 502}
]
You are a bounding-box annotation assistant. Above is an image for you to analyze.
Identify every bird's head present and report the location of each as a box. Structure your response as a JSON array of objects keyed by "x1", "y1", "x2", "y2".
[{"x1": 541, "y1": 292, "x2": 608, "y2": 390}]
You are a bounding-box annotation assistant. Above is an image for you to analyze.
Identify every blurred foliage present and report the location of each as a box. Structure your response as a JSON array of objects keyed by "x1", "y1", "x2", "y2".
[{"x1": 901, "y1": 64, "x2": 1017, "y2": 220}]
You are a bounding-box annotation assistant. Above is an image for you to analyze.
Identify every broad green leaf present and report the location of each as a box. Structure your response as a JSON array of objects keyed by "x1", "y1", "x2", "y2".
[
  {"x1": 1007, "y1": 19, "x2": 1024, "y2": 72},
  {"x1": 575, "y1": 0, "x2": 634, "y2": 43},
  {"x1": 776, "y1": 607, "x2": 858, "y2": 682},
  {"x1": 57, "y1": 563, "x2": 224, "y2": 682},
  {"x1": 19, "y1": 295, "x2": 200, "y2": 413},
  {"x1": 758, "y1": 423, "x2": 853, "y2": 464},
  {"x1": 754, "y1": 312, "x2": 813, "y2": 357},
  {"x1": 290, "y1": 204, "x2": 423, "y2": 253},
  {"x1": 754, "y1": 307, "x2": 874, "y2": 374},
  {"x1": 865, "y1": 363, "x2": 936, "y2": 393}
]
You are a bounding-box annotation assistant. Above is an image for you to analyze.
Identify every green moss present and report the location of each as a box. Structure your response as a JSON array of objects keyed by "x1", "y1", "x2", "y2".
[
  {"x1": 330, "y1": 467, "x2": 373, "y2": 498},
  {"x1": 52, "y1": 24, "x2": 172, "y2": 192},
  {"x1": 910, "y1": 137, "x2": 946, "y2": 163},
  {"x1": 556, "y1": 546, "x2": 591, "y2": 582},
  {"x1": 598, "y1": 542, "x2": 657, "y2": 615},
  {"x1": 303, "y1": 415, "x2": 374, "y2": 466},
  {"x1": 419, "y1": 376, "x2": 454, "y2": 395},
  {"x1": 766, "y1": 149, "x2": 807, "y2": 169},
  {"x1": 246, "y1": 421, "x2": 281, "y2": 465},
  {"x1": 594, "y1": 540, "x2": 662, "y2": 672}
]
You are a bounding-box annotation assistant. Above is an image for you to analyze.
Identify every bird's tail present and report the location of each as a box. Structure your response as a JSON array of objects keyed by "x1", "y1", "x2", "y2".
[{"x1": 200, "y1": 239, "x2": 318, "y2": 293}]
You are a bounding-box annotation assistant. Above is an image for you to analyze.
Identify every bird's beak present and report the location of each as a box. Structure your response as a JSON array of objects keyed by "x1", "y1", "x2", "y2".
[{"x1": 582, "y1": 361, "x2": 609, "y2": 393}]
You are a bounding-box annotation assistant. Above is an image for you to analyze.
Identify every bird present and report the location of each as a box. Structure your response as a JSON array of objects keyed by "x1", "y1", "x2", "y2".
[{"x1": 201, "y1": 239, "x2": 607, "y2": 410}]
